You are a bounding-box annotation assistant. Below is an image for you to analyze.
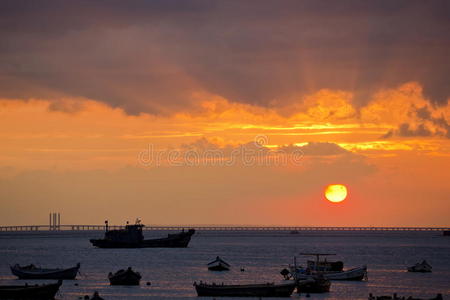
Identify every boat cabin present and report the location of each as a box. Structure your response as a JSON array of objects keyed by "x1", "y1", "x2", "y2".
[{"x1": 104, "y1": 223, "x2": 144, "y2": 244}]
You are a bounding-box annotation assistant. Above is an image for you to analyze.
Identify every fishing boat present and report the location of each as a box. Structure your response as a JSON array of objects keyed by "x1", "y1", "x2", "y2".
[
  {"x1": 207, "y1": 256, "x2": 230, "y2": 271},
  {"x1": 193, "y1": 281, "x2": 296, "y2": 297},
  {"x1": 294, "y1": 265, "x2": 367, "y2": 280},
  {"x1": 407, "y1": 260, "x2": 432, "y2": 273},
  {"x1": 289, "y1": 253, "x2": 367, "y2": 281},
  {"x1": 90, "y1": 220, "x2": 195, "y2": 248},
  {"x1": 10, "y1": 263, "x2": 80, "y2": 280},
  {"x1": 306, "y1": 257, "x2": 343, "y2": 272},
  {"x1": 108, "y1": 267, "x2": 141, "y2": 285},
  {"x1": 0, "y1": 280, "x2": 62, "y2": 300}
]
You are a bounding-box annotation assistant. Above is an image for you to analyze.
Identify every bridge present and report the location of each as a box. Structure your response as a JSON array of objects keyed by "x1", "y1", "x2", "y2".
[{"x1": 0, "y1": 225, "x2": 449, "y2": 232}]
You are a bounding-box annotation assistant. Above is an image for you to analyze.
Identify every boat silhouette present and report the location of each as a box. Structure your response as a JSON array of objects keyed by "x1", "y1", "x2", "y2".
[
  {"x1": 10, "y1": 263, "x2": 80, "y2": 280},
  {"x1": 0, "y1": 280, "x2": 62, "y2": 300},
  {"x1": 90, "y1": 220, "x2": 195, "y2": 248}
]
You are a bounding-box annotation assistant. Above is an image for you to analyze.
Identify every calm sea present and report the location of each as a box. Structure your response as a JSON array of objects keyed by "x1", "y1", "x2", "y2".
[{"x1": 0, "y1": 230, "x2": 449, "y2": 299}]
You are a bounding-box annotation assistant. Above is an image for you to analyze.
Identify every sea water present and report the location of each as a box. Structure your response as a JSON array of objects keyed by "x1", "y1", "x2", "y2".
[{"x1": 0, "y1": 230, "x2": 449, "y2": 299}]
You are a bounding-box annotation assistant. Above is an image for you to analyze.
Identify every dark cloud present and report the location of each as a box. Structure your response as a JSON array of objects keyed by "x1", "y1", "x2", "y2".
[
  {"x1": 47, "y1": 99, "x2": 86, "y2": 113},
  {"x1": 398, "y1": 123, "x2": 433, "y2": 137},
  {"x1": 415, "y1": 106, "x2": 450, "y2": 138},
  {"x1": 0, "y1": 0, "x2": 449, "y2": 113},
  {"x1": 381, "y1": 130, "x2": 394, "y2": 139},
  {"x1": 182, "y1": 138, "x2": 352, "y2": 157},
  {"x1": 382, "y1": 105, "x2": 450, "y2": 138}
]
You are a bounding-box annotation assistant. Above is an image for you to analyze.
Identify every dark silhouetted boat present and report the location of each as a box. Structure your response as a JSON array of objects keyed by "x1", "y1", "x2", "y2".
[
  {"x1": 90, "y1": 220, "x2": 195, "y2": 248},
  {"x1": 281, "y1": 268, "x2": 331, "y2": 293},
  {"x1": 193, "y1": 281, "x2": 296, "y2": 297},
  {"x1": 207, "y1": 256, "x2": 230, "y2": 271},
  {"x1": 306, "y1": 256, "x2": 343, "y2": 272},
  {"x1": 296, "y1": 275, "x2": 331, "y2": 293},
  {"x1": 90, "y1": 291, "x2": 104, "y2": 300},
  {"x1": 10, "y1": 263, "x2": 80, "y2": 280},
  {"x1": 108, "y1": 267, "x2": 141, "y2": 285},
  {"x1": 0, "y1": 280, "x2": 62, "y2": 300},
  {"x1": 407, "y1": 260, "x2": 432, "y2": 273}
]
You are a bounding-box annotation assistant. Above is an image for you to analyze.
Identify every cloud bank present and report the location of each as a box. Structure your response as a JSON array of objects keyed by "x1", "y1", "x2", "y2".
[{"x1": 1, "y1": 0, "x2": 449, "y2": 114}]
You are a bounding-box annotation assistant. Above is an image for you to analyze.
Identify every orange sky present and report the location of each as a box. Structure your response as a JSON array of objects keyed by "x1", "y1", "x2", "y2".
[
  {"x1": 1, "y1": 1, "x2": 449, "y2": 227},
  {"x1": 1, "y1": 82, "x2": 449, "y2": 226}
]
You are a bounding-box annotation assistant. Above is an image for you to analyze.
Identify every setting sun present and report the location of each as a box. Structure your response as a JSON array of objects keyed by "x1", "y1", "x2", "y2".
[{"x1": 325, "y1": 184, "x2": 348, "y2": 203}]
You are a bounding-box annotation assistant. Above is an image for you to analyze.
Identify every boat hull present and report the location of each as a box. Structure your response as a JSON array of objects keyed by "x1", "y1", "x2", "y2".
[
  {"x1": 208, "y1": 264, "x2": 230, "y2": 271},
  {"x1": 108, "y1": 270, "x2": 141, "y2": 286},
  {"x1": 10, "y1": 264, "x2": 80, "y2": 280},
  {"x1": 296, "y1": 278, "x2": 331, "y2": 293},
  {"x1": 194, "y1": 282, "x2": 296, "y2": 297},
  {"x1": 407, "y1": 267, "x2": 432, "y2": 273},
  {"x1": 407, "y1": 261, "x2": 432, "y2": 273},
  {"x1": 90, "y1": 230, "x2": 195, "y2": 248},
  {"x1": 295, "y1": 265, "x2": 367, "y2": 281},
  {"x1": 0, "y1": 280, "x2": 62, "y2": 300},
  {"x1": 207, "y1": 257, "x2": 230, "y2": 271}
]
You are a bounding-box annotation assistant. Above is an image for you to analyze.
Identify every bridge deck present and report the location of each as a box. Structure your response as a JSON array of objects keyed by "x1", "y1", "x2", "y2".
[{"x1": 0, "y1": 225, "x2": 449, "y2": 232}]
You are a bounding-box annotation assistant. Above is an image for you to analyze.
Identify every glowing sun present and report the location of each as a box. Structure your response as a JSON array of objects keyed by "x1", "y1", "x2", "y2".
[{"x1": 325, "y1": 184, "x2": 347, "y2": 203}]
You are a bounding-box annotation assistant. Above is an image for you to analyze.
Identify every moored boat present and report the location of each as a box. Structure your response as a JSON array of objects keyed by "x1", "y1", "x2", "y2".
[
  {"x1": 10, "y1": 263, "x2": 80, "y2": 280},
  {"x1": 193, "y1": 281, "x2": 296, "y2": 297},
  {"x1": 108, "y1": 267, "x2": 141, "y2": 285},
  {"x1": 90, "y1": 220, "x2": 195, "y2": 248},
  {"x1": 207, "y1": 256, "x2": 230, "y2": 271},
  {"x1": 0, "y1": 280, "x2": 62, "y2": 300},
  {"x1": 288, "y1": 253, "x2": 367, "y2": 281},
  {"x1": 281, "y1": 267, "x2": 331, "y2": 293},
  {"x1": 91, "y1": 291, "x2": 104, "y2": 300},
  {"x1": 296, "y1": 276, "x2": 331, "y2": 293},
  {"x1": 407, "y1": 260, "x2": 432, "y2": 273},
  {"x1": 294, "y1": 265, "x2": 367, "y2": 281},
  {"x1": 304, "y1": 253, "x2": 343, "y2": 272}
]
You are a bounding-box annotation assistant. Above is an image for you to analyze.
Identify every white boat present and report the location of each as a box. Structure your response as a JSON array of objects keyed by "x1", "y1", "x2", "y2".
[
  {"x1": 407, "y1": 260, "x2": 432, "y2": 273},
  {"x1": 293, "y1": 265, "x2": 367, "y2": 281},
  {"x1": 207, "y1": 256, "x2": 230, "y2": 271},
  {"x1": 289, "y1": 253, "x2": 367, "y2": 281}
]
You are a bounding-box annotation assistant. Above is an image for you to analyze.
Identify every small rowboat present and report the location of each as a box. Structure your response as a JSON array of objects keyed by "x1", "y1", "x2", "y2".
[
  {"x1": 297, "y1": 275, "x2": 331, "y2": 293},
  {"x1": 0, "y1": 280, "x2": 62, "y2": 300},
  {"x1": 193, "y1": 281, "x2": 296, "y2": 297},
  {"x1": 407, "y1": 260, "x2": 432, "y2": 273},
  {"x1": 108, "y1": 267, "x2": 141, "y2": 285},
  {"x1": 207, "y1": 256, "x2": 230, "y2": 271},
  {"x1": 10, "y1": 263, "x2": 80, "y2": 280}
]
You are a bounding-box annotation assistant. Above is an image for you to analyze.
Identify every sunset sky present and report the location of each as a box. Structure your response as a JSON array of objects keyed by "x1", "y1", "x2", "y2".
[{"x1": 1, "y1": 1, "x2": 449, "y2": 226}]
